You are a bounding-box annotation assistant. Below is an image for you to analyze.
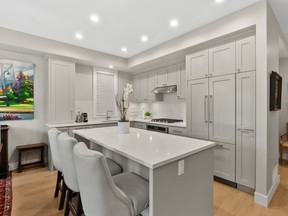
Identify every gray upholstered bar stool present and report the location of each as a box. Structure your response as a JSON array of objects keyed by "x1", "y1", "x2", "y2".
[
  {"x1": 58, "y1": 133, "x2": 123, "y2": 216},
  {"x1": 47, "y1": 128, "x2": 67, "y2": 210},
  {"x1": 73, "y1": 142, "x2": 149, "y2": 216}
]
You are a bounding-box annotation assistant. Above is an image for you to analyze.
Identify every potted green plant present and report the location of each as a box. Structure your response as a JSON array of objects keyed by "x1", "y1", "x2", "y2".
[{"x1": 144, "y1": 111, "x2": 151, "y2": 119}]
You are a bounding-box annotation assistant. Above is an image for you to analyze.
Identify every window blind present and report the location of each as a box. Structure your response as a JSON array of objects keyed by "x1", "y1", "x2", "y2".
[{"x1": 95, "y1": 72, "x2": 115, "y2": 116}]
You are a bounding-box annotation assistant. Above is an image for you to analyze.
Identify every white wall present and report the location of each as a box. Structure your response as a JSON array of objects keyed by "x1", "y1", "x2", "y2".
[
  {"x1": 266, "y1": 3, "x2": 280, "y2": 201},
  {"x1": 75, "y1": 64, "x2": 93, "y2": 118},
  {"x1": 279, "y1": 57, "x2": 288, "y2": 160},
  {"x1": 0, "y1": 50, "x2": 47, "y2": 169}
]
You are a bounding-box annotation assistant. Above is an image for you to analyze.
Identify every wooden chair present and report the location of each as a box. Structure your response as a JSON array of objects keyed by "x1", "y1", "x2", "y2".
[{"x1": 279, "y1": 123, "x2": 288, "y2": 165}]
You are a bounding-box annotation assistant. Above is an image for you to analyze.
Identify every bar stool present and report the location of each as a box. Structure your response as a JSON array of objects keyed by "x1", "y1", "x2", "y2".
[
  {"x1": 58, "y1": 133, "x2": 123, "y2": 216},
  {"x1": 47, "y1": 128, "x2": 67, "y2": 210},
  {"x1": 73, "y1": 142, "x2": 149, "y2": 216}
]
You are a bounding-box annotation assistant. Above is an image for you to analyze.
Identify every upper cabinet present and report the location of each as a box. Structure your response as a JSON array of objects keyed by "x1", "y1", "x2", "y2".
[
  {"x1": 209, "y1": 42, "x2": 236, "y2": 77},
  {"x1": 186, "y1": 50, "x2": 209, "y2": 80},
  {"x1": 131, "y1": 74, "x2": 140, "y2": 102},
  {"x1": 236, "y1": 36, "x2": 256, "y2": 73},
  {"x1": 48, "y1": 58, "x2": 75, "y2": 124},
  {"x1": 139, "y1": 73, "x2": 148, "y2": 102},
  {"x1": 177, "y1": 63, "x2": 186, "y2": 99},
  {"x1": 155, "y1": 65, "x2": 177, "y2": 87}
]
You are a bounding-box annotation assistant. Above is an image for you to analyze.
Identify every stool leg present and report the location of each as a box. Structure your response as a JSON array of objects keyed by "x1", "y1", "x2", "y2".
[
  {"x1": 76, "y1": 192, "x2": 83, "y2": 216},
  {"x1": 18, "y1": 151, "x2": 22, "y2": 173},
  {"x1": 64, "y1": 188, "x2": 73, "y2": 216},
  {"x1": 59, "y1": 179, "x2": 67, "y2": 210},
  {"x1": 54, "y1": 171, "x2": 61, "y2": 198}
]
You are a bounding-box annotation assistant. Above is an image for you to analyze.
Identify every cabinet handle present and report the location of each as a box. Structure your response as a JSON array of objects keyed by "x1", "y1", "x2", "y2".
[
  {"x1": 209, "y1": 95, "x2": 213, "y2": 123},
  {"x1": 237, "y1": 128, "x2": 254, "y2": 133},
  {"x1": 204, "y1": 95, "x2": 208, "y2": 123},
  {"x1": 237, "y1": 69, "x2": 241, "y2": 72},
  {"x1": 205, "y1": 74, "x2": 208, "y2": 77}
]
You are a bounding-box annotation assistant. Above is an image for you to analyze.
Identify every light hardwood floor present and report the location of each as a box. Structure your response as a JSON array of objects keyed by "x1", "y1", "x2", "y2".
[{"x1": 12, "y1": 165, "x2": 288, "y2": 216}]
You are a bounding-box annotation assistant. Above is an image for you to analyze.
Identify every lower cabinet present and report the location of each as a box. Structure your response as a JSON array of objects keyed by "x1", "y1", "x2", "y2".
[
  {"x1": 213, "y1": 143, "x2": 235, "y2": 182},
  {"x1": 168, "y1": 126, "x2": 187, "y2": 137},
  {"x1": 133, "y1": 122, "x2": 147, "y2": 130}
]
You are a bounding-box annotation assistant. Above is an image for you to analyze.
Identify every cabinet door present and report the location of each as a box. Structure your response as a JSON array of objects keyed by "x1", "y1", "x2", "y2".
[
  {"x1": 139, "y1": 73, "x2": 148, "y2": 102},
  {"x1": 49, "y1": 59, "x2": 75, "y2": 123},
  {"x1": 209, "y1": 74, "x2": 235, "y2": 144},
  {"x1": 177, "y1": 63, "x2": 186, "y2": 99},
  {"x1": 167, "y1": 65, "x2": 177, "y2": 86},
  {"x1": 214, "y1": 142, "x2": 235, "y2": 182},
  {"x1": 169, "y1": 126, "x2": 187, "y2": 137},
  {"x1": 236, "y1": 36, "x2": 256, "y2": 73},
  {"x1": 236, "y1": 71, "x2": 256, "y2": 189},
  {"x1": 209, "y1": 42, "x2": 235, "y2": 77},
  {"x1": 186, "y1": 50, "x2": 209, "y2": 80},
  {"x1": 187, "y1": 79, "x2": 209, "y2": 139},
  {"x1": 131, "y1": 75, "x2": 140, "y2": 102},
  {"x1": 155, "y1": 68, "x2": 167, "y2": 87}
]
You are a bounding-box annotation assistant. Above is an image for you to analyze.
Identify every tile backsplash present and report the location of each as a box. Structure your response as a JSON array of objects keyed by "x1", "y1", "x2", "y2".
[{"x1": 129, "y1": 94, "x2": 186, "y2": 120}]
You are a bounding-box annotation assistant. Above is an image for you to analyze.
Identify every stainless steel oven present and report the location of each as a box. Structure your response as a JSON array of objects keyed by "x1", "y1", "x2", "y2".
[{"x1": 146, "y1": 124, "x2": 169, "y2": 133}]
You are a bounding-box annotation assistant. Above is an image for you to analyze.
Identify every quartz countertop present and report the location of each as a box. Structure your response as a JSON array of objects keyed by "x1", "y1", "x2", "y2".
[
  {"x1": 130, "y1": 118, "x2": 186, "y2": 128},
  {"x1": 74, "y1": 127, "x2": 214, "y2": 169}
]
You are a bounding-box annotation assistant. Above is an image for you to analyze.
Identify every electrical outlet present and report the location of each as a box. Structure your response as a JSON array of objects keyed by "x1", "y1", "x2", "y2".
[{"x1": 178, "y1": 160, "x2": 184, "y2": 176}]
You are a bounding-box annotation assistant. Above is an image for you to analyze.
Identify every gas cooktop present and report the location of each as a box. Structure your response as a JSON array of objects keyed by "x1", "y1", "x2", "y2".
[{"x1": 151, "y1": 118, "x2": 183, "y2": 123}]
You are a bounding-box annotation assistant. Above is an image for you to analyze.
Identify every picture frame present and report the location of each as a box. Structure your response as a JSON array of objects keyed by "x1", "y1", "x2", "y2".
[{"x1": 270, "y1": 71, "x2": 282, "y2": 111}]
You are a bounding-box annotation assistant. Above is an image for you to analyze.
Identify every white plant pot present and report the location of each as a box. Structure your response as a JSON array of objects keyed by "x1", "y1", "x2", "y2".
[{"x1": 118, "y1": 121, "x2": 130, "y2": 134}]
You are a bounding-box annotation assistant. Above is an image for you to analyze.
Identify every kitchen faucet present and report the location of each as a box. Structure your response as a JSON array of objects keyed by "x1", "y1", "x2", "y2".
[{"x1": 106, "y1": 110, "x2": 113, "y2": 120}]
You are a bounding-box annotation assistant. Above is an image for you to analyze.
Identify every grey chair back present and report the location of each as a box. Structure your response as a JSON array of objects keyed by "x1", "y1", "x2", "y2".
[
  {"x1": 73, "y1": 142, "x2": 134, "y2": 216},
  {"x1": 48, "y1": 128, "x2": 62, "y2": 171},
  {"x1": 58, "y1": 133, "x2": 79, "y2": 192}
]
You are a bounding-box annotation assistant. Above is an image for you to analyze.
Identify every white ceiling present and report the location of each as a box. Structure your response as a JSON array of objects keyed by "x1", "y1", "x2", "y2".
[{"x1": 0, "y1": 0, "x2": 287, "y2": 58}]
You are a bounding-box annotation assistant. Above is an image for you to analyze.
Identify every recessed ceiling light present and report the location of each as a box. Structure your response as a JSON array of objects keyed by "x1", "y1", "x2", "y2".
[
  {"x1": 215, "y1": 0, "x2": 225, "y2": 3},
  {"x1": 108, "y1": 65, "x2": 114, "y2": 69},
  {"x1": 141, "y1": 36, "x2": 148, "y2": 42},
  {"x1": 90, "y1": 15, "x2": 99, "y2": 22},
  {"x1": 170, "y1": 19, "x2": 178, "y2": 27},
  {"x1": 121, "y1": 47, "x2": 127, "y2": 52},
  {"x1": 75, "y1": 33, "x2": 83, "y2": 39}
]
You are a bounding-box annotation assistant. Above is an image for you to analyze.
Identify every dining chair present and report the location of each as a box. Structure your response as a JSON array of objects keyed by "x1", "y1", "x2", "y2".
[
  {"x1": 58, "y1": 133, "x2": 123, "y2": 216},
  {"x1": 73, "y1": 142, "x2": 149, "y2": 216},
  {"x1": 47, "y1": 128, "x2": 67, "y2": 210},
  {"x1": 280, "y1": 122, "x2": 288, "y2": 164}
]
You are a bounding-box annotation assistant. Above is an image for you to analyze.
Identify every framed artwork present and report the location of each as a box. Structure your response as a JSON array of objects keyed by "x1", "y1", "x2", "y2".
[
  {"x1": 270, "y1": 71, "x2": 282, "y2": 111},
  {"x1": 0, "y1": 59, "x2": 34, "y2": 121}
]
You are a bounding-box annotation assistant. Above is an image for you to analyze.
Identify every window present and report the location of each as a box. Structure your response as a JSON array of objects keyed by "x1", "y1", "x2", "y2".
[{"x1": 93, "y1": 68, "x2": 118, "y2": 117}]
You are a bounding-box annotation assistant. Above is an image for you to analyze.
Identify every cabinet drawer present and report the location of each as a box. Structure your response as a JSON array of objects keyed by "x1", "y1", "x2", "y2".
[
  {"x1": 169, "y1": 127, "x2": 187, "y2": 137},
  {"x1": 133, "y1": 122, "x2": 147, "y2": 130},
  {"x1": 213, "y1": 142, "x2": 235, "y2": 182}
]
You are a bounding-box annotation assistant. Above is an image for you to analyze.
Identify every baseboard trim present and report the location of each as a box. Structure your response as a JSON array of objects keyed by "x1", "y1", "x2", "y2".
[{"x1": 254, "y1": 174, "x2": 280, "y2": 207}]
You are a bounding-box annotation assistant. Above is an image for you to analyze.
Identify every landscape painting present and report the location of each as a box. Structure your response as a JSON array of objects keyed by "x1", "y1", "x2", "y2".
[{"x1": 0, "y1": 59, "x2": 34, "y2": 121}]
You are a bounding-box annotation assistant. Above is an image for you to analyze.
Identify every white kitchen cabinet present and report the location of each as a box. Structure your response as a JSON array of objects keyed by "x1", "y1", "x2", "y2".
[
  {"x1": 169, "y1": 126, "x2": 187, "y2": 137},
  {"x1": 187, "y1": 79, "x2": 209, "y2": 140},
  {"x1": 177, "y1": 63, "x2": 186, "y2": 99},
  {"x1": 48, "y1": 59, "x2": 75, "y2": 124},
  {"x1": 139, "y1": 73, "x2": 148, "y2": 102},
  {"x1": 208, "y1": 74, "x2": 235, "y2": 144},
  {"x1": 236, "y1": 36, "x2": 256, "y2": 73},
  {"x1": 155, "y1": 65, "x2": 177, "y2": 87},
  {"x1": 236, "y1": 71, "x2": 256, "y2": 189},
  {"x1": 131, "y1": 74, "x2": 140, "y2": 102},
  {"x1": 155, "y1": 68, "x2": 167, "y2": 87},
  {"x1": 209, "y1": 42, "x2": 236, "y2": 77},
  {"x1": 214, "y1": 142, "x2": 236, "y2": 182},
  {"x1": 186, "y1": 50, "x2": 209, "y2": 80}
]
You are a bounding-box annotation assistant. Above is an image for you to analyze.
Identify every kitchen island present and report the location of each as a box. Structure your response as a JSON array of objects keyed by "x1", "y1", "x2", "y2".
[{"x1": 74, "y1": 127, "x2": 215, "y2": 216}]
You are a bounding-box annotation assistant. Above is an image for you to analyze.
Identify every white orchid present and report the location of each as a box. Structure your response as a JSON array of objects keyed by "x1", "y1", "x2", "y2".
[{"x1": 115, "y1": 83, "x2": 133, "y2": 122}]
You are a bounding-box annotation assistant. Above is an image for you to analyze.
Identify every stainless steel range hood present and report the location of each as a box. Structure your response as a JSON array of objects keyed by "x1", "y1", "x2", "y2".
[{"x1": 152, "y1": 85, "x2": 177, "y2": 94}]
